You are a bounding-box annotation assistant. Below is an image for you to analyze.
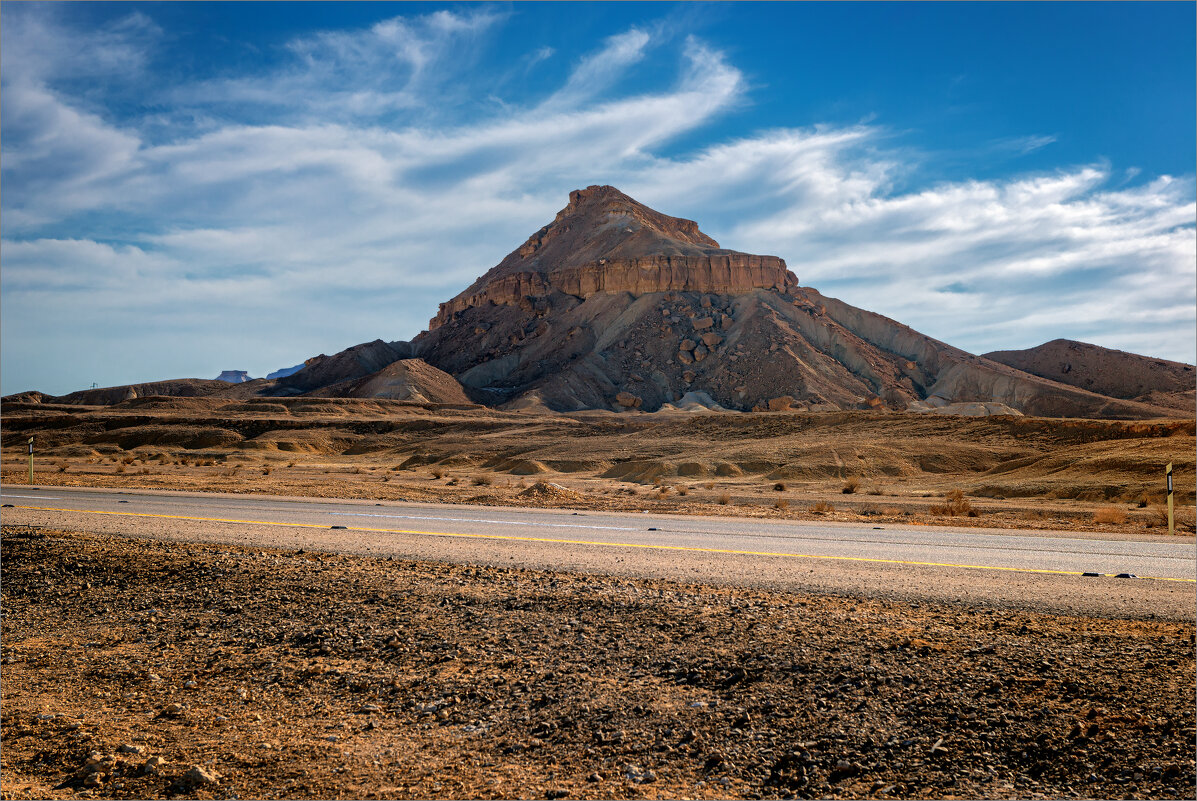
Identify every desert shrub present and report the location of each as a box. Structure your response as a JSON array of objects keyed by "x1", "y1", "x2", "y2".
[
  {"x1": 808, "y1": 501, "x2": 834, "y2": 514},
  {"x1": 773, "y1": 482, "x2": 787, "y2": 492},
  {"x1": 446, "y1": 478, "x2": 459, "y2": 486},
  {"x1": 703, "y1": 482, "x2": 715, "y2": 490},
  {"x1": 866, "y1": 486, "x2": 884, "y2": 496},
  {"x1": 841, "y1": 477, "x2": 860, "y2": 494},
  {"x1": 858, "y1": 504, "x2": 881, "y2": 516},
  {"x1": 677, "y1": 486, "x2": 689, "y2": 496},
  {"x1": 287, "y1": 461, "x2": 297, "y2": 468},
  {"x1": 1143, "y1": 505, "x2": 1170, "y2": 528},
  {"x1": 431, "y1": 468, "x2": 445, "y2": 479},
  {"x1": 262, "y1": 466, "x2": 272, "y2": 476},
  {"x1": 773, "y1": 498, "x2": 790, "y2": 511},
  {"x1": 929, "y1": 489, "x2": 975, "y2": 517},
  {"x1": 115, "y1": 464, "x2": 126, "y2": 474},
  {"x1": 121, "y1": 455, "x2": 135, "y2": 465},
  {"x1": 56, "y1": 461, "x2": 69, "y2": 473},
  {"x1": 1093, "y1": 506, "x2": 1128, "y2": 525},
  {"x1": 472, "y1": 473, "x2": 494, "y2": 486},
  {"x1": 882, "y1": 506, "x2": 903, "y2": 516},
  {"x1": 352, "y1": 466, "x2": 363, "y2": 474},
  {"x1": 717, "y1": 492, "x2": 732, "y2": 505},
  {"x1": 140, "y1": 468, "x2": 151, "y2": 475}
]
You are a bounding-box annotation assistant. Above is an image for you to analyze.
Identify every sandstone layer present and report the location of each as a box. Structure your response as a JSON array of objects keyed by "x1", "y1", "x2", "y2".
[{"x1": 430, "y1": 185, "x2": 795, "y2": 329}]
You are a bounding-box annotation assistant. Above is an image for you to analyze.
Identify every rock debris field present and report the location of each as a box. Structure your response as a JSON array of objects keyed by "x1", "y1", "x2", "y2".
[{"x1": 1, "y1": 525, "x2": 1193, "y2": 800}]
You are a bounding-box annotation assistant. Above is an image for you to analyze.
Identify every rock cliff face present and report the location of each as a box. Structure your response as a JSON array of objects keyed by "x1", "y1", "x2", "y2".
[
  {"x1": 430, "y1": 186, "x2": 794, "y2": 329},
  {"x1": 215, "y1": 370, "x2": 252, "y2": 383}
]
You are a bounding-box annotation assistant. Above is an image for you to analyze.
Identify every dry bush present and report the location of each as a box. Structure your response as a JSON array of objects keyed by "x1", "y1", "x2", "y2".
[
  {"x1": 866, "y1": 486, "x2": 884, "y2": 496},
  {"x1": 381, "y1": 475, "x2": 389, "y2": 483},
  {"x1": 114, "y1": 464, "x2": 126, "y2": 474},
  {"x1": 882, "y1": 506, "x2": 903, "y2": 516},
  {"x1": 1143, "y1": 505, "x2": 1170, "y2": 528},
  {"x1": 716, "y1": 492, "x2": 731, "y2": 505},
  {"x1": 656, "y1": 486, "x2": 671, "y2": 497},
  {"x1": 677, "y1": 486, "x2": 689, "y2": 496},
  {"x1": 431, "y1": 468, "x2": 445, "y2": 479},
  {"x1": 56, "y1": 461, "x2": 69, "y2": 473},
  {"x1": 841, "y1": 477, "x2": 860, "y2": 494},
  {"x1": 773, "y1": 482, "x2": 787, "y2": 492},
  {"x1": 703, "y1": 482, "x2": 715, "y2": 490},
  {"x1": 808, "y1": 501, "x2": 834, "y2": 514},
  {"x1": 139, "y1": 468, "x2": 151, "y2": 475},
  {"x1": 1093, "y1": 506, "x2": 1128, "y2": 525},
  {"x1": 120, "y1": 455, "x2": 135, "y2": 465},
  {"x1": 287, "y1": 461, "x2": 297, "y2": 468},
  {"x1": 262, "y1": 466, "x2": 272, "y2": 476},
  {"x1": 446, "y1": 478, "x2": 459, "y2": 486},
  {"x1": 773, "y1": 498, "x2": 790, "y2": 511},
  {"x1": 351, "y1": 467, "x2": 363, "y2": 475},
  {"x1": 929, "y1": 489, "x2": 976, "y2": 517},
  {"x1": 472, "y1": 473, "x2": 494, "y2": 486}
]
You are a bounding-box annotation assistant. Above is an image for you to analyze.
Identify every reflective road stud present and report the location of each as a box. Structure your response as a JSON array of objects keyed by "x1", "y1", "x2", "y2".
[{"x1": 1168, "y1": 462, "x2": 1177, "y2": 536}]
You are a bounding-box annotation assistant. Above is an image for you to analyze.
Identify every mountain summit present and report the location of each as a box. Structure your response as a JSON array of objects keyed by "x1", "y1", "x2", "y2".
[{"x1": 430, "y1": 185, "x2": 796, "y2": 329}]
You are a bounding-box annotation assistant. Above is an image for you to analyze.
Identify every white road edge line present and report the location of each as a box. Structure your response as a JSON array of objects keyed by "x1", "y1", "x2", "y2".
[
  {"x1": 327, "y1": 511, "x2": 642, "y2": 532},
  {"x1": 1, "y1": 494, "x2": 63, "y2": 500}
]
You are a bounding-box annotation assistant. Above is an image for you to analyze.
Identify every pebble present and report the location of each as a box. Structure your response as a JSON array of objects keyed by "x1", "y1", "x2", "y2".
[
  {"x1": 142, "y1": 756, "x2": 166, "y2": 775},
  {"x1": 117, "y1": 744, "x2": 146, "y2": 755},
  {"x1": 358, "y1": 703, "x2": 382, "y2": 713}
]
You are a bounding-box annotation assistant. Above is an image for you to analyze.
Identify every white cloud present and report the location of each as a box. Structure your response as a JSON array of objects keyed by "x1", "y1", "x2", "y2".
[{"x1": 1, "y1": 6, "x2": 1193, "y2": 396}]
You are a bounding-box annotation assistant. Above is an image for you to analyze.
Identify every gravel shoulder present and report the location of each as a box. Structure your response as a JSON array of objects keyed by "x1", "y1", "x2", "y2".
[{"x1": 2, "y1": 525, "x2": 1194, "y2": 800}]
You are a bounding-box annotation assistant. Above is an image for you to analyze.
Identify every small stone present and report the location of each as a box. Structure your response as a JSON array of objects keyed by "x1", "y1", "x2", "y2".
[
  {"x1": 183, "y1": 680, "x2": 197, "y2": 689},
  {"x1": 679, "y1": 339, "x2": 697, "y2": 351},
  {"x1": 117, "y1": 744, "x2": 146, "y2": 755},
  {"x1": 700, "y1": 332, "x2": 722, "y2": 347},
  {"x1": 142, "y1": 756, "x2": 166, "y2": 775},
  {"x1": 676, "y1": 350, "x2": 693, "y2": 365},
  {"x1": 587, "y1": 772, "x2": 603, "y2": 782},
  {"x1": 693, "y1": 317, "x2": 714, "y2": 330},
  {"x1": 182, "y1": 765, "x2": 220, "y2": 787},
  {"x1": 160, "y1": 703, "x2": 184, "y2": 717},
  {"x1": 358, "y1": 703, "x2": 382, "y2": 714},
  {"x1": 82, "y1": 773, "x2": 103, "y2": 788}
]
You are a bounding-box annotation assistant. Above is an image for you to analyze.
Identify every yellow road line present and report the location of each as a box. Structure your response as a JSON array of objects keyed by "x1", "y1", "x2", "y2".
[{"x1": 8, "y1": 504, "x2": 1195, "y2": 583}]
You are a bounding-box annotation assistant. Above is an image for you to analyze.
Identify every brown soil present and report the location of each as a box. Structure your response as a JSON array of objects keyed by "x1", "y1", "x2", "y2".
[
  {"x1": 2, "y1": 525, "x2": 1193, "y2": 800},
  {"x1": 3, "y1": 399, "x2": 1194, "y2": 535}
]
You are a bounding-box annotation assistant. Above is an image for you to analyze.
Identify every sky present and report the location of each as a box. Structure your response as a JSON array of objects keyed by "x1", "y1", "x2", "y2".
[{"x1": 2, "y1": 1, "x2": 1194, "y2": 396}]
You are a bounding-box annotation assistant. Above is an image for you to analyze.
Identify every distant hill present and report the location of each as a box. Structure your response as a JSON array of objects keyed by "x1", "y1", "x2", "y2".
[{"x1": 984, "y1": 340, "x2": 1195, "y2": 414}]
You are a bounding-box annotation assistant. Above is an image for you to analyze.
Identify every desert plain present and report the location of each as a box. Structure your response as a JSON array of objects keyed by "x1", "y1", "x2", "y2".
[{"x1": 1, "y1": 395, "x2": 1195, "y2": 800}]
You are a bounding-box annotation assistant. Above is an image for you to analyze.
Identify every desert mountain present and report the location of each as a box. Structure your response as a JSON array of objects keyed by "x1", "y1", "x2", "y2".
[
  {"x1": 407, "y1": 186, "x2": 1190, "y2": 418},
  {"x1": 9, "y1": 186, "x2": 1192, "y2": 419}
]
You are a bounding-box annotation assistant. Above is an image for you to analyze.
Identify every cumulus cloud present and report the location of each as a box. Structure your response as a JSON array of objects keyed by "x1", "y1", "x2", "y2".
[{"x1": 1, "y1": 6, "x2": 1193, "y2": 395}]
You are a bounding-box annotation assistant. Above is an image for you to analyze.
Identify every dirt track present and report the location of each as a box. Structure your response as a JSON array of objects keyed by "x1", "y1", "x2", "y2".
[{"x1": 2, "y1": 525, "x2": 1194, "y2": 800}]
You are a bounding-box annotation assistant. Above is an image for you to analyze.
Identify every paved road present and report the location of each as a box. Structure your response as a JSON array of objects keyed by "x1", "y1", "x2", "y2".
[{"x1": 3, "y1": 485, "x2": 1193, "y2": 581}]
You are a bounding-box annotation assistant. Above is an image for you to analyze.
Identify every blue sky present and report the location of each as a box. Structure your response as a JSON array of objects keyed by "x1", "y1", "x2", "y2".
[{"x1": 2, "y1": 1, "x2": 1194, "y2": 396}]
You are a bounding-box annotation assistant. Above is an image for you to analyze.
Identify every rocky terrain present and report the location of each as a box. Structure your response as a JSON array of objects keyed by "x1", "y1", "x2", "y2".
[{"x1": 2, "y1": 525, "x2": 1193, "y2": 800}]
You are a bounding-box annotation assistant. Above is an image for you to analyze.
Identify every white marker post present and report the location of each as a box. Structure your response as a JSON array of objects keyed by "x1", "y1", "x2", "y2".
[
  {"x1": 1166, "y1": 462, "x2": 1174, "y2": 536},
  {"x1": 27, "y1": 437, "x2": 34, "y2": 485}
]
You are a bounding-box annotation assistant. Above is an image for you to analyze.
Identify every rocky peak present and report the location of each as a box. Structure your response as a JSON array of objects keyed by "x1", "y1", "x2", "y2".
[{"x1": 430, "y1": 187, "x2": 795, "y2": 329}]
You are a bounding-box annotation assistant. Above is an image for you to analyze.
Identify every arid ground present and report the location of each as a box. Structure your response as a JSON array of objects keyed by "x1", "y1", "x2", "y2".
[
  {"x1": 2, "y1": 525, "x2": 1194, "y2": 800},
  {"x1": 2, "y1": 399, "x2": 1195, "y2": 799},
  {"x1": 2, "y1": 398, "x2": 1194, "y2": 533}
]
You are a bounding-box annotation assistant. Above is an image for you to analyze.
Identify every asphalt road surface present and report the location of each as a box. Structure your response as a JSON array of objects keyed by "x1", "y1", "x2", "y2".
[{"x1": 3, "y1": 485, "x2": 1194, "y2": 618}]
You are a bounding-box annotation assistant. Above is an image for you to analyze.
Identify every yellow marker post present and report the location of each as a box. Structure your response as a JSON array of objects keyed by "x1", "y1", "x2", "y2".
[
  {"x1": 1166, "y1": 462, "x2": 1174, "y2": 536},
  {"x1": 27, "y1": 437, "x2": 34, "y2": 485}
]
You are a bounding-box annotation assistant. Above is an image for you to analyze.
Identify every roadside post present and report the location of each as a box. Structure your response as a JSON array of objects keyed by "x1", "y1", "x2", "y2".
[
  {"x1": 28, "y1": 437, "x2": 35, "y2": 485},
  {"x1": 1163, "y1": 462, "x2": 1173, "y2": 536}
]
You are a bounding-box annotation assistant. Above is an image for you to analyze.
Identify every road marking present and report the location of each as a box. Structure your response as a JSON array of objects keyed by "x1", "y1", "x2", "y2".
[
  {"x1": 0, "y1": 494, "x2": 63, "y2": 500},
  {"x1": 10, "y1": 503, "x2": 1196, "y2": 582},
  {"x1": 327, "y1": 511, "x2": 643, "y2": 532}
]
